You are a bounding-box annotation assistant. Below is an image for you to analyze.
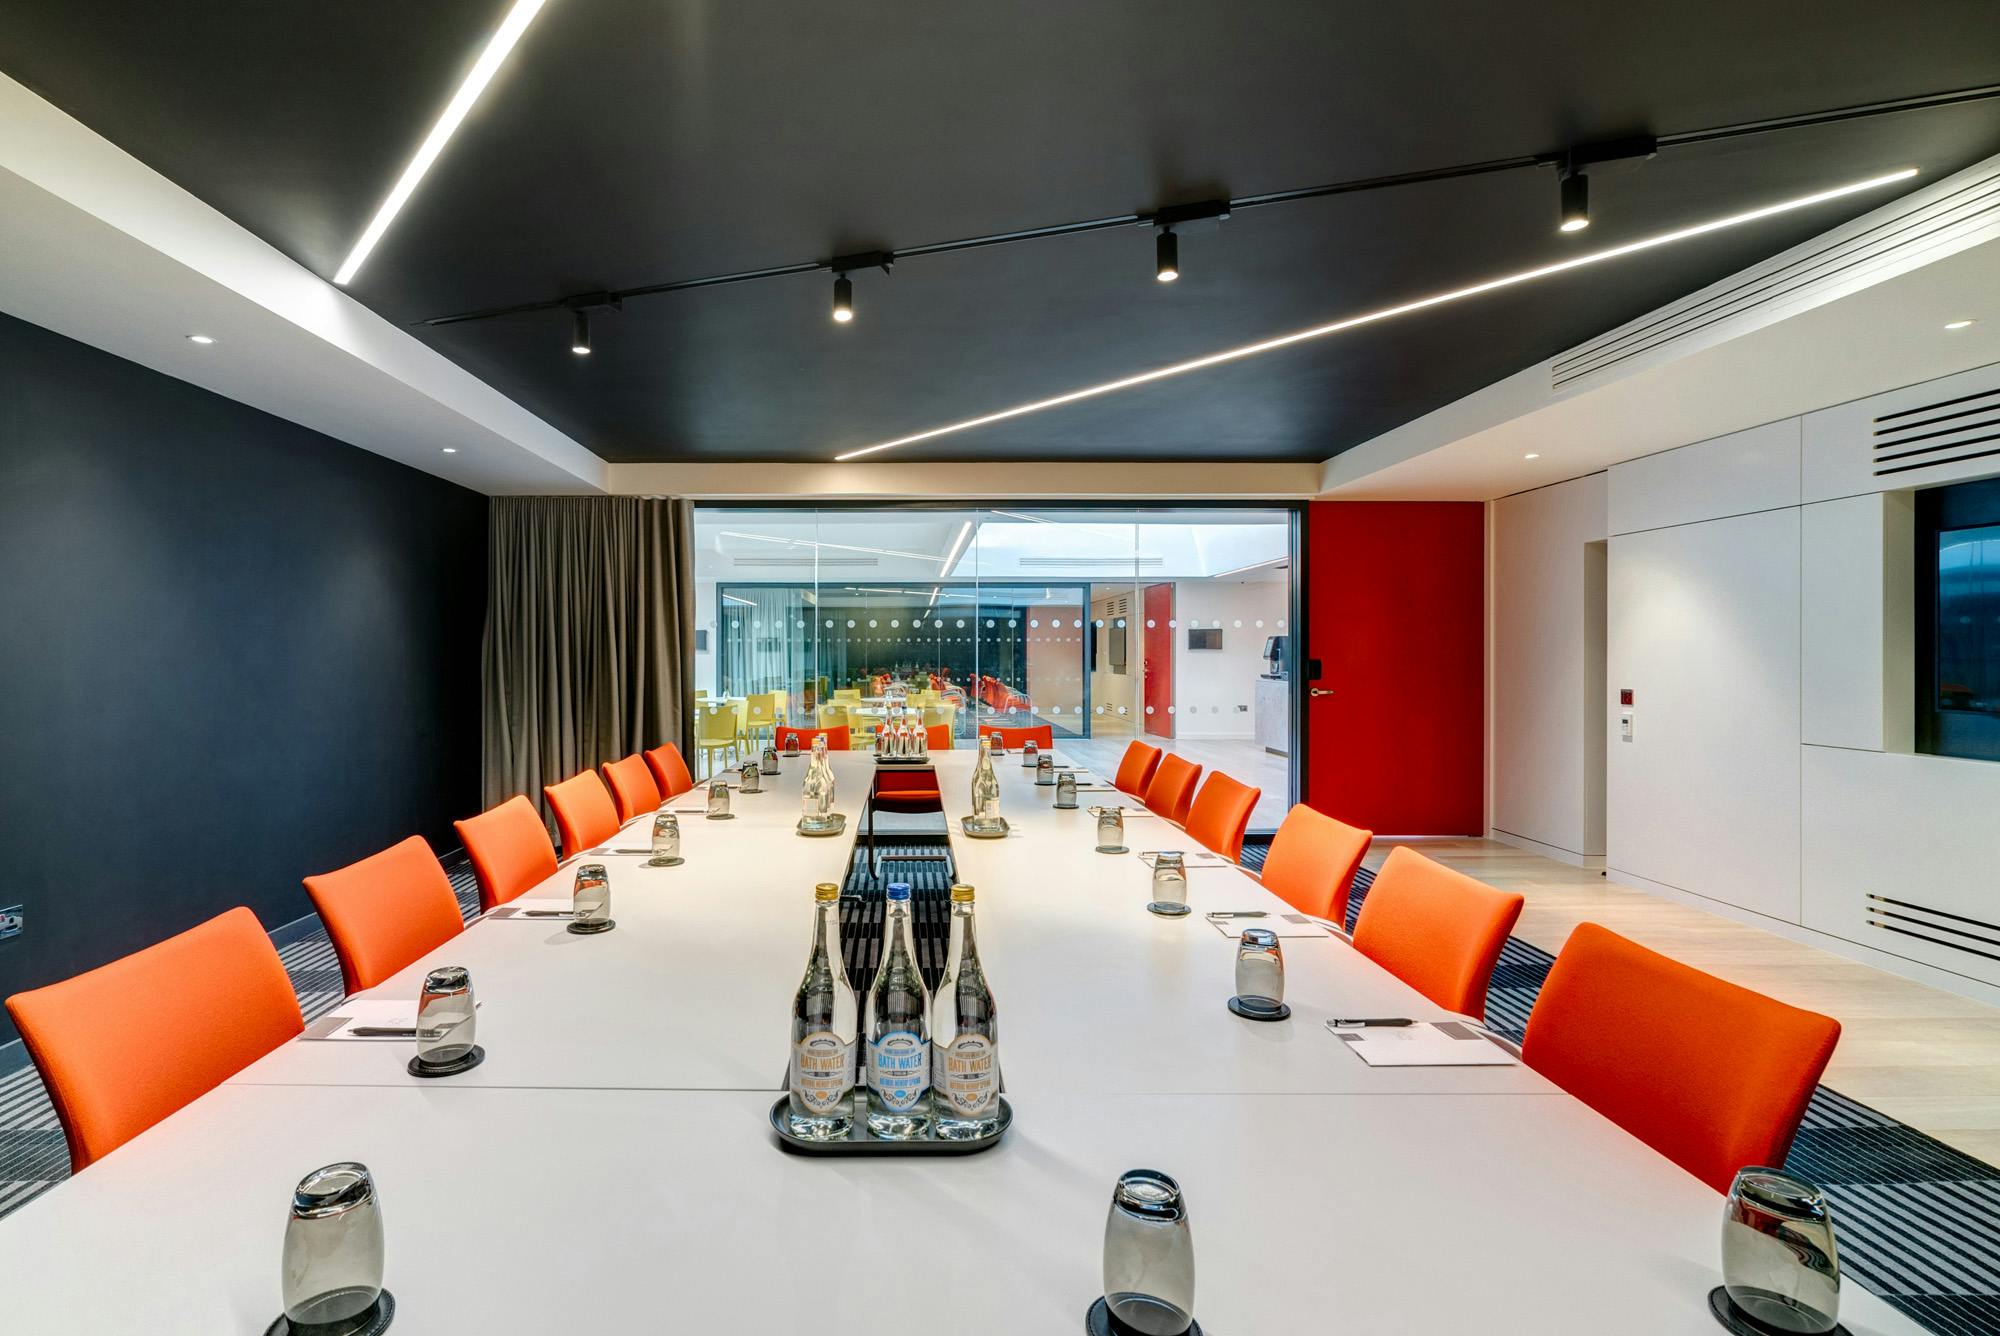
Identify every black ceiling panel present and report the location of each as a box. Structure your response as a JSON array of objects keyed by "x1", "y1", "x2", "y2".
[{"x1": 4, "y1": 1, "x2": 1998, "y2": 463}]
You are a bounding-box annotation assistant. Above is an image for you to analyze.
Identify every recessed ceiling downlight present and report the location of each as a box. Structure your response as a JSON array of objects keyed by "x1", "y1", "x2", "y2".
[
  {"x1": 1945, "y1": 319, "x2": 1976, "y2": 331},
  {"x1": 186, "y1": 334, "x2": 215, "y2": 345},
  {"x1": 831, "y1": 168, "x2": 1919, "y2": 462}
]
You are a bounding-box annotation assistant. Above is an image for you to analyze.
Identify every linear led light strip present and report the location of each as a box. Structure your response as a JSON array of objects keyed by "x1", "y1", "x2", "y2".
[
  {"x1": 333, "y1": 0, "x2": 549, "y2": 285},
  {"x1": 833, "y1": 168, "x2": 1919, "y2": 461},
  {"x1": 718, "y1": 529, "x2": 954, "y2": 564}
]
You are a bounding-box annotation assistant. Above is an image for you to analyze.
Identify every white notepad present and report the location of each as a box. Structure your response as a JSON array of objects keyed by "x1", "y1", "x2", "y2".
[
  {"x1": 488, "y1": 898, "x2": 575, "y2": 919},
  {"x1": 1139, "y1": 850, "x2": 1231, "y2": 869},
  {"x1": 311, "y1": 1000, "x2": 420, "y2": 1041},
  {"x1": 1328, "y1": 1021, "x2": 1518, "y2": 1067},
  {"x1": 1208, "y1": 913, "x2": 1332, "y2": 939}
]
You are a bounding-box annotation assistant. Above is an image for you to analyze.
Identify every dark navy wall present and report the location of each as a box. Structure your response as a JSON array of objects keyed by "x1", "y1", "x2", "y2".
[{"x1": 0, "y1": 315, "x2": 486, "y2": 1043}]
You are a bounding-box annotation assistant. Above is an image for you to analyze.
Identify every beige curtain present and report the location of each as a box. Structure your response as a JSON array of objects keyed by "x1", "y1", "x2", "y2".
[{"x1": 482, "y1": 496, "x2": 694, "y2": 813}]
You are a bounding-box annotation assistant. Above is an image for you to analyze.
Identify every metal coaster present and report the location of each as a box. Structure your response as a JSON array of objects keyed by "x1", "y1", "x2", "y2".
[
  {"x1": 1706, "y1": 1288, "x2": 1848, "y2": 1336},
  {"x1": 1095, "y1": 845, "x2": 1129, "y2": 855},
  {"x1": 566, "y1": 918, "x2": 616, "y2": 935},
  {"x1": 959, "y1": 816, "x2": 1011, "y2": 839},
  {"x1": 706, "y1": 812, "x2": 737, "y2": 820},
  {"x1": 1228, "y1": 996, "x2": 1291, "y2": 1022},
  {"x1": 1085, "y1": 1298, "x2": 1201, "y2": 1336},
  {"x1": 407, "y1": 1046, "x2": 484, "y2": 1079},
  {"x1": 1147, "y1": 902, "x2": 1192, "y2": 917},
  {"x1": 265, "y1": 1290, "x2": 396, "y2": 1336},
  {"x1": 646, "y1": 856, "x2": 685, "y2": 867}
]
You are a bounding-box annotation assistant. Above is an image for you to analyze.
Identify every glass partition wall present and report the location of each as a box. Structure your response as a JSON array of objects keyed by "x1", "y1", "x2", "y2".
[{"x1": 692, "y1": 506, "x2": 1298, "y2": 832}]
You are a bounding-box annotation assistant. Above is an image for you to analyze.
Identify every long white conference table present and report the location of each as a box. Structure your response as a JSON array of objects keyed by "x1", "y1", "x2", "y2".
[{"x1": 0, "y1": 750, "x2": 1925, "y2": 1334}]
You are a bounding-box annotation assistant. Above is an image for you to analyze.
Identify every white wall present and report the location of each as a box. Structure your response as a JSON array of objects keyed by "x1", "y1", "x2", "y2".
[
  {"x1": 1488, "y1": 473, "x2": 1607, "y2": 862},
  {"x1": 1172, "y1": 578, "x2": 1287, "y2": 739},
  {"x1": 1490, "y1": 358, "x2": 2000, "y2": 1002}
]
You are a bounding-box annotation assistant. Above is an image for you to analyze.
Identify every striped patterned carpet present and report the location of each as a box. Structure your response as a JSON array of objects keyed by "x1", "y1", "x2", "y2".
[{"x1": 2, "y1": 842, "x2": 1996, "y2": 1334}]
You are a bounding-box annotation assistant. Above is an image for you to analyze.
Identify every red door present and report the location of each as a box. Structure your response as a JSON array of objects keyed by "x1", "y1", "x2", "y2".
[
  {"x1": 1304, "y1": 502, "x2": 1483, "y2": 835},
  {"x1": 1141, "y1": 583, "x2": 1174, "y2": 739}
]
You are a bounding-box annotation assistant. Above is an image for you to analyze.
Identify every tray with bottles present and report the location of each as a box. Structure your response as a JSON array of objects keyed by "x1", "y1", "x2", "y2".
[
  {"x1": 767, "y1": 1087, "x2": 1013, "y2": 1156},
  {"x1": 872, "y1": 751, "x2": 932, "y2": 766}
]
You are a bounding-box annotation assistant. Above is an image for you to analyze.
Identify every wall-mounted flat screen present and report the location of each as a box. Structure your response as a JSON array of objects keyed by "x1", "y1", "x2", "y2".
[
  {"x1": 1918, "y1": 477, "x2": 2000, "y2": 762},
  {"x1": 1187, "y1": 627, "x2": 1222, "y2": 651}
]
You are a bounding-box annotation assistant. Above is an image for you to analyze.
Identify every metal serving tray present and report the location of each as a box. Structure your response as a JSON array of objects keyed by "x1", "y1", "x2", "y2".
[{"x1": 768, "y1": 1093, "x2": 1012, "y2": 1156}]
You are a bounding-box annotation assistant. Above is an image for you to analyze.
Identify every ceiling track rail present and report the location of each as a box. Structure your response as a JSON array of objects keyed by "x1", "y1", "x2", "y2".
[{"x1": 415, "y1": 81, "x2": 2000, "y2": 330}]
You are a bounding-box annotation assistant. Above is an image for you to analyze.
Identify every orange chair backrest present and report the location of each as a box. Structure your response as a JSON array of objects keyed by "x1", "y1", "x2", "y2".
[
  {"x1": 303, "y1": 835, "x2": 465, "y2": 997},
  {"x1": 644, "y1": 743, "x2": 695, "y2": 799},
  {"x1": 1185, "y1": 771, "x2": 1261, "y2": 863},
  {"x1": 1114, "y1": 741, "x2": 1163, "y2": 796},
  {"x1": 979, "y1": 723, "x2": 1054, "y2": 751},
  {"x1": 1521, "y1": 923, "x2": 1841, "y2": 1191},
  {"x1": 1259, "y1": 804, "x2": 1372, "y2": 923},
  {"x1": 454, "y1": 795, "x2": 557, "y2": 912},
  {"x1": 544, "y1": 769, "x2": 621, "y2": 858},
  {"x1": 775, "y1": 725, "x2": 850, "y2": 751},
  {"x1": 1143, "y1": 753, "x2": 1203, "y2": 825},
  {"x1": 601, "y1": 754, "x2": 664, "y2": 822},
  {"x1": 925, "y1": 724, "x2": 953, "y2": 751},
  {"x1": 6, "y1": 906, "x2": 302, "y2": 1171},
  {"x1": 1351, "y1": 846, "x2": 1523, "y2": 1020}
]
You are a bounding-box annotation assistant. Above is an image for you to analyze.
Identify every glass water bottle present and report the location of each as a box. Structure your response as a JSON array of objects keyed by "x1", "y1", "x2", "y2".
[
  {"x1": 799, "y1": 749, "x2": 838, "y2": 833},
  {"x1": 931, "y1": 883, "x2": 1000, "y2": 1140},
  {"x1": 865, "y1": 882, "x2": 932, "y2": 1139},
  {"x1": 789, "y1": 882, "x2": 858, "y2": 1140},
  {"x1": 969, "y1": 737, "x2": 1003, "y2": 832}
]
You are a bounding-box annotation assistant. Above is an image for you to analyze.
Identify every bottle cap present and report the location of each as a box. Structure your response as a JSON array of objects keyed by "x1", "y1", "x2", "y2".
[
  {"x1": 950, "y1": 883, "x2": 975, "y2": 903},
  {"x1": 886, "y1": 882, "x2": 912, "y2": 901},
  {"x1": 814, "y1": 882, "x2": 840, "y2": 902}
]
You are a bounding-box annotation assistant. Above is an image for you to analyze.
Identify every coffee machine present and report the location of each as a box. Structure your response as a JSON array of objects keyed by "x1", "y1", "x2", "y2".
[{"x1": 1262, "y1": 635, "x2": 1288, "y2": 679}]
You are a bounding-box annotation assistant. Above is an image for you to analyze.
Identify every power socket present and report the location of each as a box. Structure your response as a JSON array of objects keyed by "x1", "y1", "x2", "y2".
[{"x1": 0, "y1": 905, "x2": 22, "y2": 941}]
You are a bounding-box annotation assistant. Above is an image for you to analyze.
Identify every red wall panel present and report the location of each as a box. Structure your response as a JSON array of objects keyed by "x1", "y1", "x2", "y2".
[{"x1": 1303, "y1": 501, "x2": 1484, "y2": 835}]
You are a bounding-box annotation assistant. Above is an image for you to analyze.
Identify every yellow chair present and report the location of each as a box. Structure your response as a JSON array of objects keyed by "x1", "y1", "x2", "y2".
[
  {"x1": 923, "y1": 702, "x2": 957, "y2": 736},
  {"x1": 818, "y1": 703, "x2": 852, "y2": 730},
  {"x1": 771, "y1": 689, "x2": 789, "y2": 724},
  {"x1": 745, "y1": 692, "x2": 780, "y2": 746},
  {"x1": 695, "y1": 702, "x2": 742, "y2": 777},
  {"x1": 833, "y1": 688, "x2": 862, "y2": 704}
]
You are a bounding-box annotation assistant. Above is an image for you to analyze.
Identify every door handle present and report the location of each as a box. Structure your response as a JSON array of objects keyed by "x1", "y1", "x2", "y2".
[{"x1": 1310, "y1": 688, "x2": 1335, "y2": 698}]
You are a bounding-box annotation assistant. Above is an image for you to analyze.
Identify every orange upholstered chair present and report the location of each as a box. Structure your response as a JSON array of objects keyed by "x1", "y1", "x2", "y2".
[
  {"x1": 1351, "y1": 846, "x2": 1523, "y2": 1020},
  {"x1": 1259, "y1": 805, "x2": 1372, "y2": 924},
  {"x1": 1143, "y1": 753, "x2": 1203, "y2": 825},
  {"x1": 303, "y1": 836, "x2": 464, "y2": 997},
  {"x1": 1184, "y1": 772, "x2": 1261, "y2": 863},
  {"x1": 454, "y1": 795, "x2": 558, "y2": 912},
  {"x1": 544, "y1": 770, "x2": 620, "y2": 858},
  {"x1": 1113, "y1": 741, "x2": 1163, "y2": 797},
  {"x1": 6, "y1": 907, "x2": 303, "y2": 1171},
  {"x1": 925, "y1": 724, "x2": 953, "y2": 751},
  {"x1": 644, "y1": 742, "x2": 696, "y2": 799},
  {"x1": 601, "y1": 754, "x2": 664, "y2": 822},
  {"x1": 1521, "y1": 923, "x2": 1841, "y2": 1191},
  {"x1": 775, "y1": 725, "x2": 850, "y2": 751},
  {"x1": 978, "y1": 723, "x2": 1054, "y2": 752}
]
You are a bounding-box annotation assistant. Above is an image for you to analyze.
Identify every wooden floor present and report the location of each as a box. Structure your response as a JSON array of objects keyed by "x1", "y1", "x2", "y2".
[{"x1": 1375, "y1": 837, "x2": 2000, "y2": 1168}]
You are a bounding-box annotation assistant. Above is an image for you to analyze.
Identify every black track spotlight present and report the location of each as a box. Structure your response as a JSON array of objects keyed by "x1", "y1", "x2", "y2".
[
  {"x1": 1156, "y1": 228, "x2": 1180, "y2": 282},
  {"x1": 832, "y1": 274, "x2": 854, "y2": 324},
  {"x1": 570, "y1": 309, "x2": 591, "y2": 355},
  {"x1": 1559, "y1": 166, "x2": 1590, "y2": 233}
]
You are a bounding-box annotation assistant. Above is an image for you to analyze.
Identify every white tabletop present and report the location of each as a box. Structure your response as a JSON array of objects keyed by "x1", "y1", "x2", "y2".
[
  {"x1": 228, "y1": 753, "x2": 1548, "y2": 1096},
  {"x1": 5, "y1": 749, "x2": 1926, "y2": 1334},
  {"x1": 0, "y1": 1083, "x2": 1923, "y2": 1335}
]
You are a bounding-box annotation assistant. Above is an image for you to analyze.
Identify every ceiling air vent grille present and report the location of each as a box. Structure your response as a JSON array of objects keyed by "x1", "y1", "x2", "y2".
[
  {"x1": 1866, "y1": 893, "x2": 2000, "y2": 965},
  {"x1": 1870, "y1": 382, "x2": 2000, "y2": 478},
  {"x1": 1551, "y1": 164, "x2": 2000, "y2": 393}
]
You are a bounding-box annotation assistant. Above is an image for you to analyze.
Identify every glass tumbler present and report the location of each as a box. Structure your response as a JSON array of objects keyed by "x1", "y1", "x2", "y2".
[
  {"x1": 784, "y1": 734, "x2": 801, "y2": 757},
  {"x1": 1095, "y1": 807, "x2": 1125, "y2": 853},
  {"x1": 414, "y1": 965, "x2": 476, "y2": 1069},
  {"x1": 1148, "y1": 852, "x2": 1189, "y2": 915},
  {"x1": 761, "y1": 744, "x2": 780, "y2": 774},
  {"x1": 1102, "y1": 1169, "x2": 1195, "y2": 1336},
  {"x1": 706, "y1": 779, "x2": 731, "y2": 818},
  {"x1": 1234, "y1": 928, "x2": 1285, "y2": 1008},
  {"x1": 1721, "y1": 1168, "x2": 1841, "y2": 1334},
  {"x1": 1036, "y1": 753, "x2": 1056, "y2": 786},
  {"x1": 649, "y1": 810, "x2": 682, "y2": 866},
  {"x1": 1021, "y1": 739, "x2": 1038, "y2": 767},
  {"x1": 572, "y1": 863, "x2": 611, "y2": 928},
  {"x1": 739, "y1": 758, "x2": 761, "y2": 794},
  {"x1": 1056, "y1": 772, "x2": 1079, "y2": 809},
  {"x1": 281, "y1": 1162, "x2": 385, "y2": 1330}
]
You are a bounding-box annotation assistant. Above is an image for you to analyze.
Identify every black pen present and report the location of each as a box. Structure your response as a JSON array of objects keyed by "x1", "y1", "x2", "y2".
[{"x1": 1329, "y1": 1017, "x2": 1414, "y2": 1028}]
